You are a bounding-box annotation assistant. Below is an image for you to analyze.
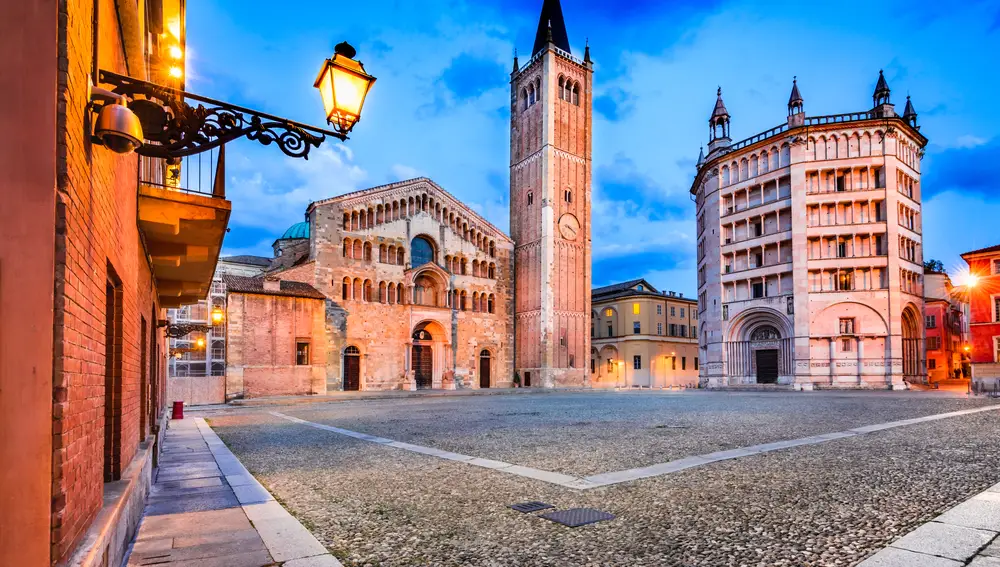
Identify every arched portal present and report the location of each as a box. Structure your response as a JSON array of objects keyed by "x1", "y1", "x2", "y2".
[
  {"x1": 726, "y1": 308, "x2": 794, "y2": 385},
  {"x1": 901, "y1": 304, "x2": 922, "y2": 379},
  {"x1": 479, "y1": 349, "x2": 492, "y2": 388},
  {"x1": 343, "y1": 346, "x2": 361, "y2": 391}
]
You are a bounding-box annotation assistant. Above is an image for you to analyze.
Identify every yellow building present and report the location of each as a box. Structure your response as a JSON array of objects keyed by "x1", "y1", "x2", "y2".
[{"x1": 591, "y1": 279, "x2": 700, "y2": 388}]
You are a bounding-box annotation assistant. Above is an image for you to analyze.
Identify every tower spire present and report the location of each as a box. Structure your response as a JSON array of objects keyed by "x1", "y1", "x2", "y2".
[
  {"x1": 903, "y1": 95, "x2": 918, "y2": 127},
  {"x1": 873, "y1": 69, "x2": 891, "y2": 107},
  {"x1": 532, "y1": 0, "x2": 571, "y2": 56}
]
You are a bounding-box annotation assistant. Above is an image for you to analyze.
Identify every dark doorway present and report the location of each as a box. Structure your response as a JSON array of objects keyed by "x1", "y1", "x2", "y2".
[
  {"x1": 413, "y1": 345, "x2": 433, "y2": 389},
  {"x1": 479, "y1": 350, "x2": 491, "y2": 388},
  {"x1": 344, "y1": 346, "x2": 361, "y2": 391},
  {"x1": 524, "y1": 371, "x2": 532, "y2": 387},
  {"x1": 755, "y1": 350, "x2": 779, "y2": 384}
]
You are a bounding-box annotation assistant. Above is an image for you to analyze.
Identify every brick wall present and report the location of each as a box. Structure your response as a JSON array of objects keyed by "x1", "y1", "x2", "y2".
[
  {"x1": 225, "y1": 292, "x2": 327, "y2": 399},
  {"x1": 51, "y1": 0, "x2": 166, "y2": 561}
]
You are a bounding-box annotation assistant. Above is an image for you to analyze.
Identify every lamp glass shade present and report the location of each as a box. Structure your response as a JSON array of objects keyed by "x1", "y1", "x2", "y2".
[
  {"x1": 315, "y1": 53, "x2": 376, "y2": 133},
  {"x1": 211, "y1": 306, "x2": 224, "y2": 324}
]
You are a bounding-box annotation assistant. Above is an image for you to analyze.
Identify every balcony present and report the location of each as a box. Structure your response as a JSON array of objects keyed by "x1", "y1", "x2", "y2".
[{"x1": 139, "y1": 149, "x2": 232, "y2": 308}]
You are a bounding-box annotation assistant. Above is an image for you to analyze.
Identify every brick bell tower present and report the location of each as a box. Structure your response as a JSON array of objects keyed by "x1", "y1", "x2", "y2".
[{"x1": 510, "y1": 0, "x2": 593, "y2": 388}]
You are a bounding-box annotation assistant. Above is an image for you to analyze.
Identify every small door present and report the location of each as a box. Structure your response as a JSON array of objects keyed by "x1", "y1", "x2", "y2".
[
  {"x1": 413, "y1": 345, "x2": 433, "y2": 389},
  {"x1": 524, "y1": 371, "x2": 532, "y2": 388},
  {"x1": 755, "y1": 350, "x2": 779, "y2": 384},
  {"x1": 479, "y1": 350, "x2": 491, "y2": 388},
  {"x1": 344, "y1": 347, "x2": 360, "y2": 391}
]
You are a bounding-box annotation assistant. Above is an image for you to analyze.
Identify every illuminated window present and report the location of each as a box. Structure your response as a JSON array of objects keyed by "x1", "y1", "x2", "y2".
[
  {"x1": 632, "y1": 303, "x2": 640, "y2": 315},
  {"x1": 296, "y1": 342, "x2": 311, "y2": 365},
  {"x1": 605, "y1": 308, "x2": 613, "y2": 317},
  {"x1": 633, "y1": 355, "x2": 641, "y2": 370}
]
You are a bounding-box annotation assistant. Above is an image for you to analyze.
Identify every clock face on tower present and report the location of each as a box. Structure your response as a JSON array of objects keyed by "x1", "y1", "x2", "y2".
[{"x1": 558, "y1": 213, "x2": 581, "y2": 241}]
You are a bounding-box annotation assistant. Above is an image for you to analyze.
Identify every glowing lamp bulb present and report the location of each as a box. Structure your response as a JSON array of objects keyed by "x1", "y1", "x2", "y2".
[
  {"x1": 169, "y1": 45, "x2": 183, "y2": 59},
  {"x1": 169, "y1": 66, "x2": 183, "y2": 79},
  {"x1": 211, "y1": 306, "x2": 224, "y2": 325},
  {"x1": 196, "y1": 337, "x2": 205, "y2": 349}
]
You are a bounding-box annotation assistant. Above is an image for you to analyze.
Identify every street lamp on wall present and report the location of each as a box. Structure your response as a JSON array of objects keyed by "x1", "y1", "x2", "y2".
[
  {"x1": 87, "y1": 41, "x2": 375, "y2": 160},
  {"x1": 211, "y1": 306, "x2": 225, "y2": 325}
]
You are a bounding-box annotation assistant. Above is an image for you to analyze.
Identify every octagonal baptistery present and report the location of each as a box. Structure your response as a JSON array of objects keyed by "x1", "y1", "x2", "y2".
[
  {"x1": 691, "y1": 74, "x2": 927, "y2": 389},
  {"x1": 305, "y1": 178, "x2": 514, "y2": 391}
]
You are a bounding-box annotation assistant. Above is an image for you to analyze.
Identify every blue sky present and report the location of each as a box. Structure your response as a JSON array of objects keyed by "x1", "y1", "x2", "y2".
[{"x1": 187, "y1": 0, "x2": 1000, "y2": 296}]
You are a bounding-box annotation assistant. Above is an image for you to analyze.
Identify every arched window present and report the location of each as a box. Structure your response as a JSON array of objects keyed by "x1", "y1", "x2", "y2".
[
  {"x1": 397, "y1": 248, "x2": 405, "y2": 266},
  {"x1": 489, "y1": 241, "x2": 495, "y2": 258},
  {"x1": 379, "y1": 244, "x2": 386, "y2": 263},
  {"x1": 363, "y1": 242, "x2": 372, "y2": 262},
  {"x1": 461, "y1": 258, "x2": 467, "y2": 275},
  {"x1": 488, "y1": 263, "x2": 496, "y2": 279},
  {"x1": 521, "y1": 88, "x2": 528, "y2": 111},
  {"x1": 353, "y1": 278, "x2": 362, "y2": 301},
  {"x1": 565, "y1": 190, "x2": 572, "y2": 203},
  {"x1": 460, "y1": 290, "x2": 468, "y2": 311},
  {"x1": 572, "y1": 83, "x2": 579, "y2": 106},
  {"x1": 472, "y1": 260, "x2": 480, "y2": 278},
  {"x1": 342, "y1": 213, "x2": 350, "y2": 231},
  {"x1": 472, "y1": 292, "x2": 480, "y2": 312},
  {"x1": 352, "y1": 240, "x2": 362, "y2": 260},
  {"x1": 343, "y1": 238, "x2": 351, "y2": 258},
  {"x1": 488, "y1": 294, "x2": 495, "y2": 314},
  {"x1": 378, "y1": 281, "x2": 386, "y2": 303},
  {"x1": 363, "y1": 280, "x2": 373, "y2": 302},
  {"x1": 411, "y1": 236, "x2": 435, "y2": 267},
  {"x1": 342, "y1": 277, "x2": 350, "y2": 300},
  {"x1": 528, "y1": 84, "x2": 535, "y2": 105}
]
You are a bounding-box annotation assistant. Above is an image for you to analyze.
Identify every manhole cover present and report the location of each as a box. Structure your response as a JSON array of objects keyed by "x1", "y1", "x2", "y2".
[
  {"x1": 510, "y1": 501, "x2": 555, "y2": 513},
  {"x1": 539, "y1": 508, "x2": 615, "y2": 527}
]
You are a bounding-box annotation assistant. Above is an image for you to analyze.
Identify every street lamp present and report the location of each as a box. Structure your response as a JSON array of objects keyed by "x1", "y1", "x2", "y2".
[
  {"x1": 89, "y1": 39, "x2": 375, "y2": 160},
  {"x1": 314, "y1": 42, "x2": 377, "y2": 134},
  {"x1": 211, "y1": 305, "x2": 225, "y2": 325},
  {"x1": 196, "y1": 337, "x2": 206, "y2": 349}
]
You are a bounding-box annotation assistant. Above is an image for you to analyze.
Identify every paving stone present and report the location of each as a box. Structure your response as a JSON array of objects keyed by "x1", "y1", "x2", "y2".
[
  {"x1": 139, "y1": 549, "x2": 273, "y2": 567},
  {"x1": 858, "y1": 547, "x2": 963, "y2": 567},
  {"x1": 971, "y1": 557, "x2": 1000, "y2": 567},
  {"x1": 251, "y1": 514, "x2": 329, "y2": 562},
  {"x1": 154, "y1": 477, "x2": 224, "y2": 491},
  {"x1": 498, "y1": 465, "x2": 580, "y2": 485},
  {"x1": 138, "y1": 508, "x2": 252, "y2": 540},
  {"x1": 979, "y1": 538, "x2": 1000, "y2": 558},
  {"x1": 172, "y1": 529, "x2": 263, "y2": 548},
  {"x1": 890, "y1": 521, "x2": 995, "y2": 561},
  {"x1": 232, "y1": 483, "x2": 273, "y2": 505},
  {"x1": 936, "y1": 493, "x2": 1000, "y2": 531},
  {"x1": 145, "y1": 491, "x2": 240, "y2": 516},
  {"x1": 466, "y1": 457, "x2": 514, "y2": 469}
]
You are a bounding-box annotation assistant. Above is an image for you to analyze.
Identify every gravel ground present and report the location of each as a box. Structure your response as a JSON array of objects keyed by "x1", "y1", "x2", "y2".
[
  {"x1": 207, "y1": 392, "x2": 1000, "y2": 567},
  {"x1": 283, "y1": 391, "x2": 993, "y2": 476}
]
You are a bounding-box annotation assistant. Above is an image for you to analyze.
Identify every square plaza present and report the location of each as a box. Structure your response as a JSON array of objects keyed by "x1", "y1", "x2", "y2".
[{"x1": 202, "y1": 391, "x2": 1000, "y2": 566}]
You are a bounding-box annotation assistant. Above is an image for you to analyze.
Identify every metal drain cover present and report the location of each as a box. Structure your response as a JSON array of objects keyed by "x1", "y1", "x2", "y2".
[
  {"x1": 539, "y1": 508, "x2": 615, "y2": 527},
  {"x1": 510, "y1": 501, "x2": 555, "y2": 513}
]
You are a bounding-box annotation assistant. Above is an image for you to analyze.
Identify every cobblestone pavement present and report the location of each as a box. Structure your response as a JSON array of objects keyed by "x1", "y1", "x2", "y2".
[{"x1": 205, "y1": 391, "x2": 1000, "y2": 567}]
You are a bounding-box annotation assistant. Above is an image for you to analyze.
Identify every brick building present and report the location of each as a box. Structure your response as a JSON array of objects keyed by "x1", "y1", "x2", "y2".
[
  {"x1": 591, "y1": 280, "x2": 700, "y2": 388},
  {"x1": 961, "y1": 245, "x2": 1000, "y2": 389},
  {"x1": 223, "y1": 275, "x2": 329, "y2": 399},
  {"x1": 692, "y1": 73, "x2": 927, "y2": 389},
  {"x1": 923, "y1": 270, "x2": 967, "y2": 384},
  {"x1": 0, "y1": 1, "x2": 229, "y2": 565},
  {"x1": 510, "y1": 0, "x2": 594, "y2": 388}
]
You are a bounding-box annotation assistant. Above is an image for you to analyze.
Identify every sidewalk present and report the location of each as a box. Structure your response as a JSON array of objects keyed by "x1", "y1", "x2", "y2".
[
  {"x1": 219, "y1": 385, "x2": 592, "y2": 408},
  {"x1": 125, "y1": 417, "x2": 340, "y2": 567}
]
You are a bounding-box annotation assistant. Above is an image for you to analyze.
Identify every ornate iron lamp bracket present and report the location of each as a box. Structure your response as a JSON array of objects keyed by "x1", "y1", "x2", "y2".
[
  {"x1": 165, "y1": 322, "x2": 213, "y2": 339},
  {"x1": 97, "y1": 70, "x2": 344, "y2": 160}
]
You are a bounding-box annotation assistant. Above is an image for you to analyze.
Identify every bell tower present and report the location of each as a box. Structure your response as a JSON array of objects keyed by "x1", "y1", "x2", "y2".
[{"x1": 510, "y1": 0, "x2": 592, "y2": 388}]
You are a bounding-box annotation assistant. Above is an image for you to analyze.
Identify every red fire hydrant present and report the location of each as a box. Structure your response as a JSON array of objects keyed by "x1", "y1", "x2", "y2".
[{"x1": 171, "y1": 400, "x2": 184, "y2": 420}]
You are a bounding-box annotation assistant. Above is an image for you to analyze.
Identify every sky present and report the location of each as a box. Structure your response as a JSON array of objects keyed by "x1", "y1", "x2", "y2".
[{"x1": 186, "y1": 0, "x2": 1000, "y2": 297}]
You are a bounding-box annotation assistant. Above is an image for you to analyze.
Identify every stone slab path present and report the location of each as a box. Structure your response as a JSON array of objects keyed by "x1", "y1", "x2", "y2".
[
  {"x1": 125, "y1": 417, "x2": 340, "y2": 567},
  {"x1": 271, "y1": 403, "x2": 1000, "y2": 491},
  {"x1": 859, "y1": 482, "x2": 1000, "y2": 566}
]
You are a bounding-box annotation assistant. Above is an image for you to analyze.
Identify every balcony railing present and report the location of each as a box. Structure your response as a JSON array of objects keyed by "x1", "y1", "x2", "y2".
[
  {"x1": 805, "y1": 111, "x2": 876, "y2": 126},
  {"x1": 140, "y1": 145, "x2": 226, "y2": 199}
]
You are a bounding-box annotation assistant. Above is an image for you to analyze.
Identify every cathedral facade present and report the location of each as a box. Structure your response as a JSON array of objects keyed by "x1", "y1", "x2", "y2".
[{"x1": 218, "y1": 0, "x2": 593, "y2": 393}]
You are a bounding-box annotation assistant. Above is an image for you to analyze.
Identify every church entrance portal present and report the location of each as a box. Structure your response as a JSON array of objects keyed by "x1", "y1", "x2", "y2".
[
  {"x1": 755, "y1": 350, "x2": 779, "y2": 384},
  {"x1": 479, "y1": 350, "x2": 491, "y2": 388},
  {"x1": 412, "y1": 326, "x2": 434, "y2": 389}
]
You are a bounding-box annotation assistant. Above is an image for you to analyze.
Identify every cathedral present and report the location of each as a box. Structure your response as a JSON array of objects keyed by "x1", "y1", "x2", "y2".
[{"x1": 221, "y1": 0, "x2": 593, "y2": 394}]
